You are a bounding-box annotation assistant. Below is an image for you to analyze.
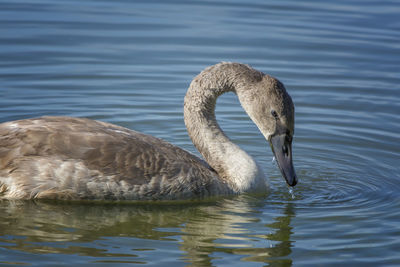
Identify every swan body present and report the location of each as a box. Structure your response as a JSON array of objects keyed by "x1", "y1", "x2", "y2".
[{"x1": 0, "y1": 62, "x2": 297, "y2": 200}]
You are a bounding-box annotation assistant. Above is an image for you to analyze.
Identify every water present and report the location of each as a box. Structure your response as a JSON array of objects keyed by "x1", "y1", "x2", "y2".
[{"x1": 0, "y1": 0, "x2": 399, "y2": 265}]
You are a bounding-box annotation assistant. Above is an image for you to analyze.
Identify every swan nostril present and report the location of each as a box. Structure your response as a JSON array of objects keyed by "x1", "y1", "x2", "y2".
[{"x1": 282, "y1": 145, "x2": 288, "y2": 156}]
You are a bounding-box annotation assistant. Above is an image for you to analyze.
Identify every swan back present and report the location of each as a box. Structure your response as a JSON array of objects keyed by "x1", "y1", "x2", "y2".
[{"x1": 0, "y1": 117, "x2": 228, "y2": 199}]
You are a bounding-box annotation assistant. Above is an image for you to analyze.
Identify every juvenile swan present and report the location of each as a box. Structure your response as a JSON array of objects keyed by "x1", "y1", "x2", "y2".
[{"x1": 0, "y1": 63, "x2": 297, "y2": 200}]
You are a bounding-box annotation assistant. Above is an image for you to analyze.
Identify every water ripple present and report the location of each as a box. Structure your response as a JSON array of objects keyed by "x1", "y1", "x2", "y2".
[{"x1": 0, "y1": 0, "x2": 399, "y2": 265}]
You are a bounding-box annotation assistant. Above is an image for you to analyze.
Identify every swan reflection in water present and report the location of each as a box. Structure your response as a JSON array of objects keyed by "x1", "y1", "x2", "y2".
[
  {"x1": 0, "y1": 62, "x2": 297, "y2": 265},
  {"x1": 0, "y1": 197, "x2": 295, "y2": 265}
]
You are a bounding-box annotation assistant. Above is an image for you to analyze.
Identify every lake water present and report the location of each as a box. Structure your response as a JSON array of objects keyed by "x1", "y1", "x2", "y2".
[{"x1": 0, "y1": 0, "x2": 399, "y2": 266}]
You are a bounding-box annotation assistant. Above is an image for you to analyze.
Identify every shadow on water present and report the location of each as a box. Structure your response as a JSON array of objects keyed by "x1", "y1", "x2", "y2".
[{"x1": 0, "y1": 196, "x2": 296, "y2": 266}]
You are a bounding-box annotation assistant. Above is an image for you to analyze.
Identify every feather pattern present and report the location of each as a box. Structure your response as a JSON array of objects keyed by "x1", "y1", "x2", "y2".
[{"x1": 0, "y1": 62, "x2": 295, "y2": 200}]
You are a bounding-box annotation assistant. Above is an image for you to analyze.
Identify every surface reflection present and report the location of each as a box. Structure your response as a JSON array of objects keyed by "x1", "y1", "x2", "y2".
[
  {"x1": 0, "y1": 197, "x2": 295, "y2": 265},
  {"x1": 180, "y1": 198, "x2": 295, "y2": 266}
]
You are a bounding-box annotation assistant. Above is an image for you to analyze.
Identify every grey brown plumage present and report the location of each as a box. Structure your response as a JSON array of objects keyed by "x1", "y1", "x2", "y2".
[
  {"x1": 0, "y1": 62, "x2": 297, "y2": 200},
  {"x1": 0, "y1": 117, "x2": 225, "y2": 200}
]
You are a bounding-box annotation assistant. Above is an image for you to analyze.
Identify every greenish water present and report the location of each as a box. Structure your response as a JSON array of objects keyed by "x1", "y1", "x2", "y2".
[{"x1": 0, "y1": 0, "x2": 399, "y2": 266}]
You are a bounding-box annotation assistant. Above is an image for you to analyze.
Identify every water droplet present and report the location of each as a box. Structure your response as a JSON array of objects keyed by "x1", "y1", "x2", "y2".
[{"x1": 288, "y1": 187, "x2": 295, "y2": 199}]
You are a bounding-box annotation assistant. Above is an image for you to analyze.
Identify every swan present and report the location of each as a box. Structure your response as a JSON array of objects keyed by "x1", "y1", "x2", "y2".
[{"x1": 0, "y1": 62, "x2": 297, "y2": 200}]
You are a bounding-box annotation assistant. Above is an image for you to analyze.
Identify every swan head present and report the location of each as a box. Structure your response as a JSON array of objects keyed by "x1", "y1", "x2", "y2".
[{"x1": 237, "y1": 74, "x2": 298, "y2": 187}]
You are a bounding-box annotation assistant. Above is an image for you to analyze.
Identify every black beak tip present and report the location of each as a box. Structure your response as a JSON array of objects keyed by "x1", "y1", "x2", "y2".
[
  {"x1": 270, "y1": 133, "x2": 298, "y2": 187},
  {"x1": 288, "y1": 176, "x2": 298, "y2": 187}
]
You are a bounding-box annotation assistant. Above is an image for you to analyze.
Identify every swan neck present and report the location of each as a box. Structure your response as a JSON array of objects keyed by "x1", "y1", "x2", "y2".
[{"x1": 184, "y1": 63, "x2": 265, "y2": 192}]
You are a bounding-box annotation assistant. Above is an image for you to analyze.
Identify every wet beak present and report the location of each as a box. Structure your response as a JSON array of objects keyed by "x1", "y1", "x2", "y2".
[{"x1": 270, "y1": 134, "x2": 298, "y2": 186}]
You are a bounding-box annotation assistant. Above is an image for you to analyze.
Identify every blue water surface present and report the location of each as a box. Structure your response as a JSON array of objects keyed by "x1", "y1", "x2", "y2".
[{"x1": 0, "y1": 0, "x2": 399, "y2": 266}]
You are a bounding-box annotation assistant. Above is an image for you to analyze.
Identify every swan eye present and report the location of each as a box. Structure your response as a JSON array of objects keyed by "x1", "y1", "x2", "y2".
[{"x1": 271, "y1": 110, "x2": 279, "y2": 119}]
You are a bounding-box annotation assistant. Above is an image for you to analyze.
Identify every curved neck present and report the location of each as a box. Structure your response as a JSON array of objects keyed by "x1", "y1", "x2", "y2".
[{"x1": 183, "y1": 63, "x2": 266, "y2": 192}]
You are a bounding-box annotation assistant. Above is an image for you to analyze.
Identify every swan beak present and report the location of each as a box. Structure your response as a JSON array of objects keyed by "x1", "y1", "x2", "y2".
[{"x1": 270, "y1": 134, "x2": 298, "y2": 187}]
